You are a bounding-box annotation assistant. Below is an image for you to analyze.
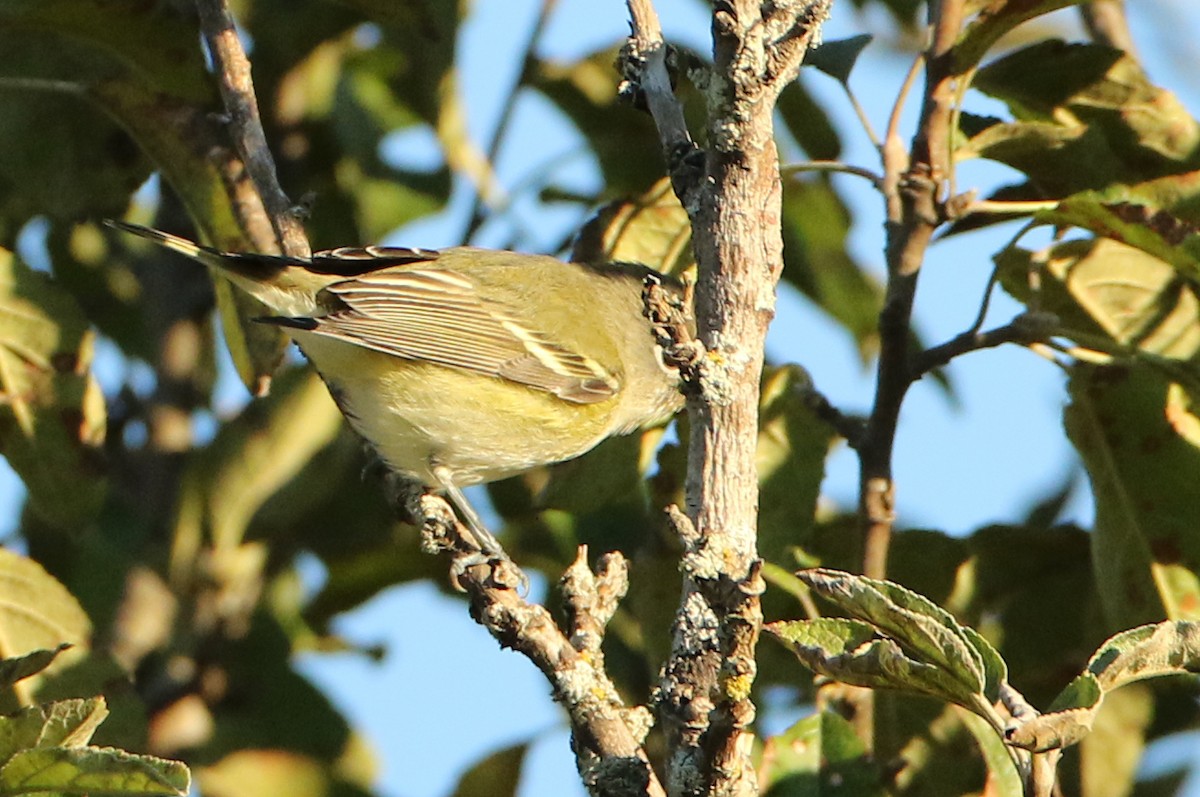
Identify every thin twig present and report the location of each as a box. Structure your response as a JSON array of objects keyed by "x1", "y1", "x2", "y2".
[
  {"x1": 193, "y1": 0, "x2": 309, "y2": 258},
  {"x1": 781, "y1": 160, "x2": 885, "y2": 190}
]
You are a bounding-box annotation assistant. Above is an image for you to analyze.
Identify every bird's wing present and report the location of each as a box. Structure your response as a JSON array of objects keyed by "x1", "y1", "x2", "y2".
[{"x1": 269, "y1": 268, "x2": 619, "y2": 405}]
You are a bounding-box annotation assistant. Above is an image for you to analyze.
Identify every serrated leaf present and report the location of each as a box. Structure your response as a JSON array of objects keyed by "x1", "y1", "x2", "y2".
[
  {"x1": 0, "y1": 745, "x2": 188, "y2": 796},
  {"x1": 768, "y1": 618, "x2": 983, "y2": 709},
  {"x1": 796, "y1": 569, "x2": 988, "y2": 697},
  {"x1": 0, "y1": 549, "x2": 90, "y2": 659},
  {"x1": 760, "y1": 711, "x2": 882, "y2": 797},
  {"x1": 0, "y1": 647, "x2": 70, "y2": 692},
  {"x1": 804, "y1": 35, "x2": 872, "y2": 85},
  {"x1": 0, "y1": 251, "x2": 107, "y2": 529}
]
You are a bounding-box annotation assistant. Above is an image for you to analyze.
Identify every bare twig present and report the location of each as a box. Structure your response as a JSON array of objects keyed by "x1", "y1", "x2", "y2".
[
  {"x1": 193, "y1": 0, "x2": 309, "y2": 258},
  {"x1": 781, "y1": 160, "x2": 885, "y2": 190},
  {"x1": 390, "y1": 478, "x2": 665, "y2": 797}
]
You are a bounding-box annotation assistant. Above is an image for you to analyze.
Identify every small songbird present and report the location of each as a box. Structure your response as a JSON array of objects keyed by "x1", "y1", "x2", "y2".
[{"x1": 107, "y1": 221, "x2": 686, "y2": 554}]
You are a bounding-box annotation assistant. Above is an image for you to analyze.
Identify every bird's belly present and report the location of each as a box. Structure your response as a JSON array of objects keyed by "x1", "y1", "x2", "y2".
[{"x1": 313, "y1": 347, "x2": 614, "y2": 487}]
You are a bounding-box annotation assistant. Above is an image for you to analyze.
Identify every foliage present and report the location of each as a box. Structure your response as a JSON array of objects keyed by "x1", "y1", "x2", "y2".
[{"x1": 0, "y1": 0, "x2": 1198, "y2": 796}]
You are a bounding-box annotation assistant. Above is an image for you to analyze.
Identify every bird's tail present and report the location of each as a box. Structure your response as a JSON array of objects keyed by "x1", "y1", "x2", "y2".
[
  {"x1": 105, "y1": 220, "x2": 325, "y2": 316},
  {"x1": 104, "y1": 220, "x2": 225, "y2": 263}
]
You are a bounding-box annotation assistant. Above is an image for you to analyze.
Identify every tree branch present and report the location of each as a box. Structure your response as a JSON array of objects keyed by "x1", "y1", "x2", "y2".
[
  {"x1": 860, "y1": 0, "x2": 966, "y2": 584},
  {"x1": 626, "y1": 2, "x2": 830, "y2": 795},
  {"x1": 391, "y1": 478, "x2": 666, "y2": 797},
  {"x1": 193, "y1": 0, "x2": 309, "y2": 258}
]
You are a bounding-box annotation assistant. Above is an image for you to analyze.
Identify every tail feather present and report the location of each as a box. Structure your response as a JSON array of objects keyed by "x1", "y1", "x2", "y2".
[{"x1": 104, "y1": 220, "x2": 218, "y2": 262}]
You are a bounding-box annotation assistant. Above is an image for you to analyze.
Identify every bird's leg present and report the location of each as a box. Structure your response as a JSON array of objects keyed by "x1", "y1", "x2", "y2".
[{"x1": 432, "y1": 467, "x2": 504, "y2": 556}]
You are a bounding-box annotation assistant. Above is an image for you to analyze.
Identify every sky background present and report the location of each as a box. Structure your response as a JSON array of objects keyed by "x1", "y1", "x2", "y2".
[{"x1": 4, "y1": 0, "x2": 1200, "y2": 795}]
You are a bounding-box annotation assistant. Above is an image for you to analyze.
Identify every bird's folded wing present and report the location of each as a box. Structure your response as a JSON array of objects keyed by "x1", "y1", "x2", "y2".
[{"x1": 292, "y1": 269, "x2": 619, "y2": 404}]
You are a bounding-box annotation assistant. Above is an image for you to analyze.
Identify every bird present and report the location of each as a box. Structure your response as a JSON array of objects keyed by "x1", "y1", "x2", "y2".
[{"x1": 106, "y1": 221, "x2": 687, "y2": 555}]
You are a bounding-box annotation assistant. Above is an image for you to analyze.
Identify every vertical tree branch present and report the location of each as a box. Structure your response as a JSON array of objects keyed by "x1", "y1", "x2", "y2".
[
  {"x1": 860, "y1": 0, "x2": 965, "y2": 582},
  {"x1": 625, "y1": 2, "x2": 829, "y2": 795}
]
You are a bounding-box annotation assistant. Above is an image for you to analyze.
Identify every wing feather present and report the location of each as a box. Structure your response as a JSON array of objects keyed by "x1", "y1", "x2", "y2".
[{"x1": 285, "y1": 268, "x2": 620, "y2": 404}]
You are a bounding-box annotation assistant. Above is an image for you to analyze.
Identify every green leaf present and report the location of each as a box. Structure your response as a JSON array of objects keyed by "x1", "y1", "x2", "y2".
[
  {"x1": 572, "y1": 178, "x2": 694, "y2": 277},
  {"x1": 804, "y1": 35, "x2": 872, "y2": 85},
  {"x1": 0, "y1": 647, "x2": 70, "y2": 692},
  {"x1": 1073, "y1": 684, "x2": 1154, "y2": 797},
  {"x1": 964, "y1": 42, "x2": 1200, "y2": 196},
  {"x1": 796, "y1": 570, "x2": 989, "y2": 698},
  {"x1": 449, "y1": 742, "x2": 527, "y2": 797},
  {"x1": 758, "y1": 366, "x2": 835, "y2": 566},
  {"x1": 180, "y1": 368, "x2": 344, "y2": 551},
  {"x1": 1034, "y1": 173, "x2": 1200, "y2": 283},
  {"x1": 760, "y1": 711, "x2": 882, "y2": 797},
  {"x1": 957, "y1": 709, "x2": 1023, "y2": 797},
  {"x1": 1085, "y1": 621, "x2": 1200, "y2": 692},
  {"x1": 529, "y1": 46, "x2": 689, "y2": 195},
  {"x1": 954, "y1": 3, "x2": 1090, "y2": 74},
  {"x1": 768, "y1": 618, "x2": 983, "y2": 709},
  {"x1": 34, "y1": 698, "x2": 108, "y2": 749},
  {"x1": 0, "y1": 549, "x2": 90, "y2": 659},
  {"x1": 0, "y1": 251, "x2": 107, "y2": 529},
  {"x1": 780, "y1": 180, "x2": 883, "y2": 358},
  {"x1": 996, "y1": 237, "x2": 1200, "y2": 364},
  {"x1": 1065, "y1": 367, "x2": 1200, "y2": 627},
  {"x1": 197, "y1": 749, "x2": 372, "y2": 797},
  {"x1": 0, "y1": 745, "x2": 188, "y2": 796}
]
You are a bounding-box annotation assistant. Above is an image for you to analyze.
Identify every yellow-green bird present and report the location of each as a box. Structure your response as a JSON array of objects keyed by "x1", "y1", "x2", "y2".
[{"x1": 108, "y1": 221, "x2": 686, "y2": 553}]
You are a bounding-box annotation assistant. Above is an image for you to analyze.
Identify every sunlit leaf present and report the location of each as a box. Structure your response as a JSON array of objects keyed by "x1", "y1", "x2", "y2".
[
  {"x1": 0, "y1": 744, "x2": 188, "y2": 796},
  {"x1": 573, "y1": 178, "x2": 693, "y2": 276},
  {"x1": 450, "y1": 742, "x2": 527, "y2": 797},
  {"x1": 963, "y1": 42, "x2": 1200, "y2": 197},
  {"x1": 0, "y1": 251, "x2": 106, "y2": 528},
  {"x1": 996, "y1": 237, "x2": 1200, "y2": 366},
  {"x1": 768, "y1": 617, "x2": 983, "y2": 709},
  {"x1": 796, "y1": 569, "x2": 990, "y2": 699},
  {"x1": 0, "y1": 549, "x2": 90, "y2": 659}
]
